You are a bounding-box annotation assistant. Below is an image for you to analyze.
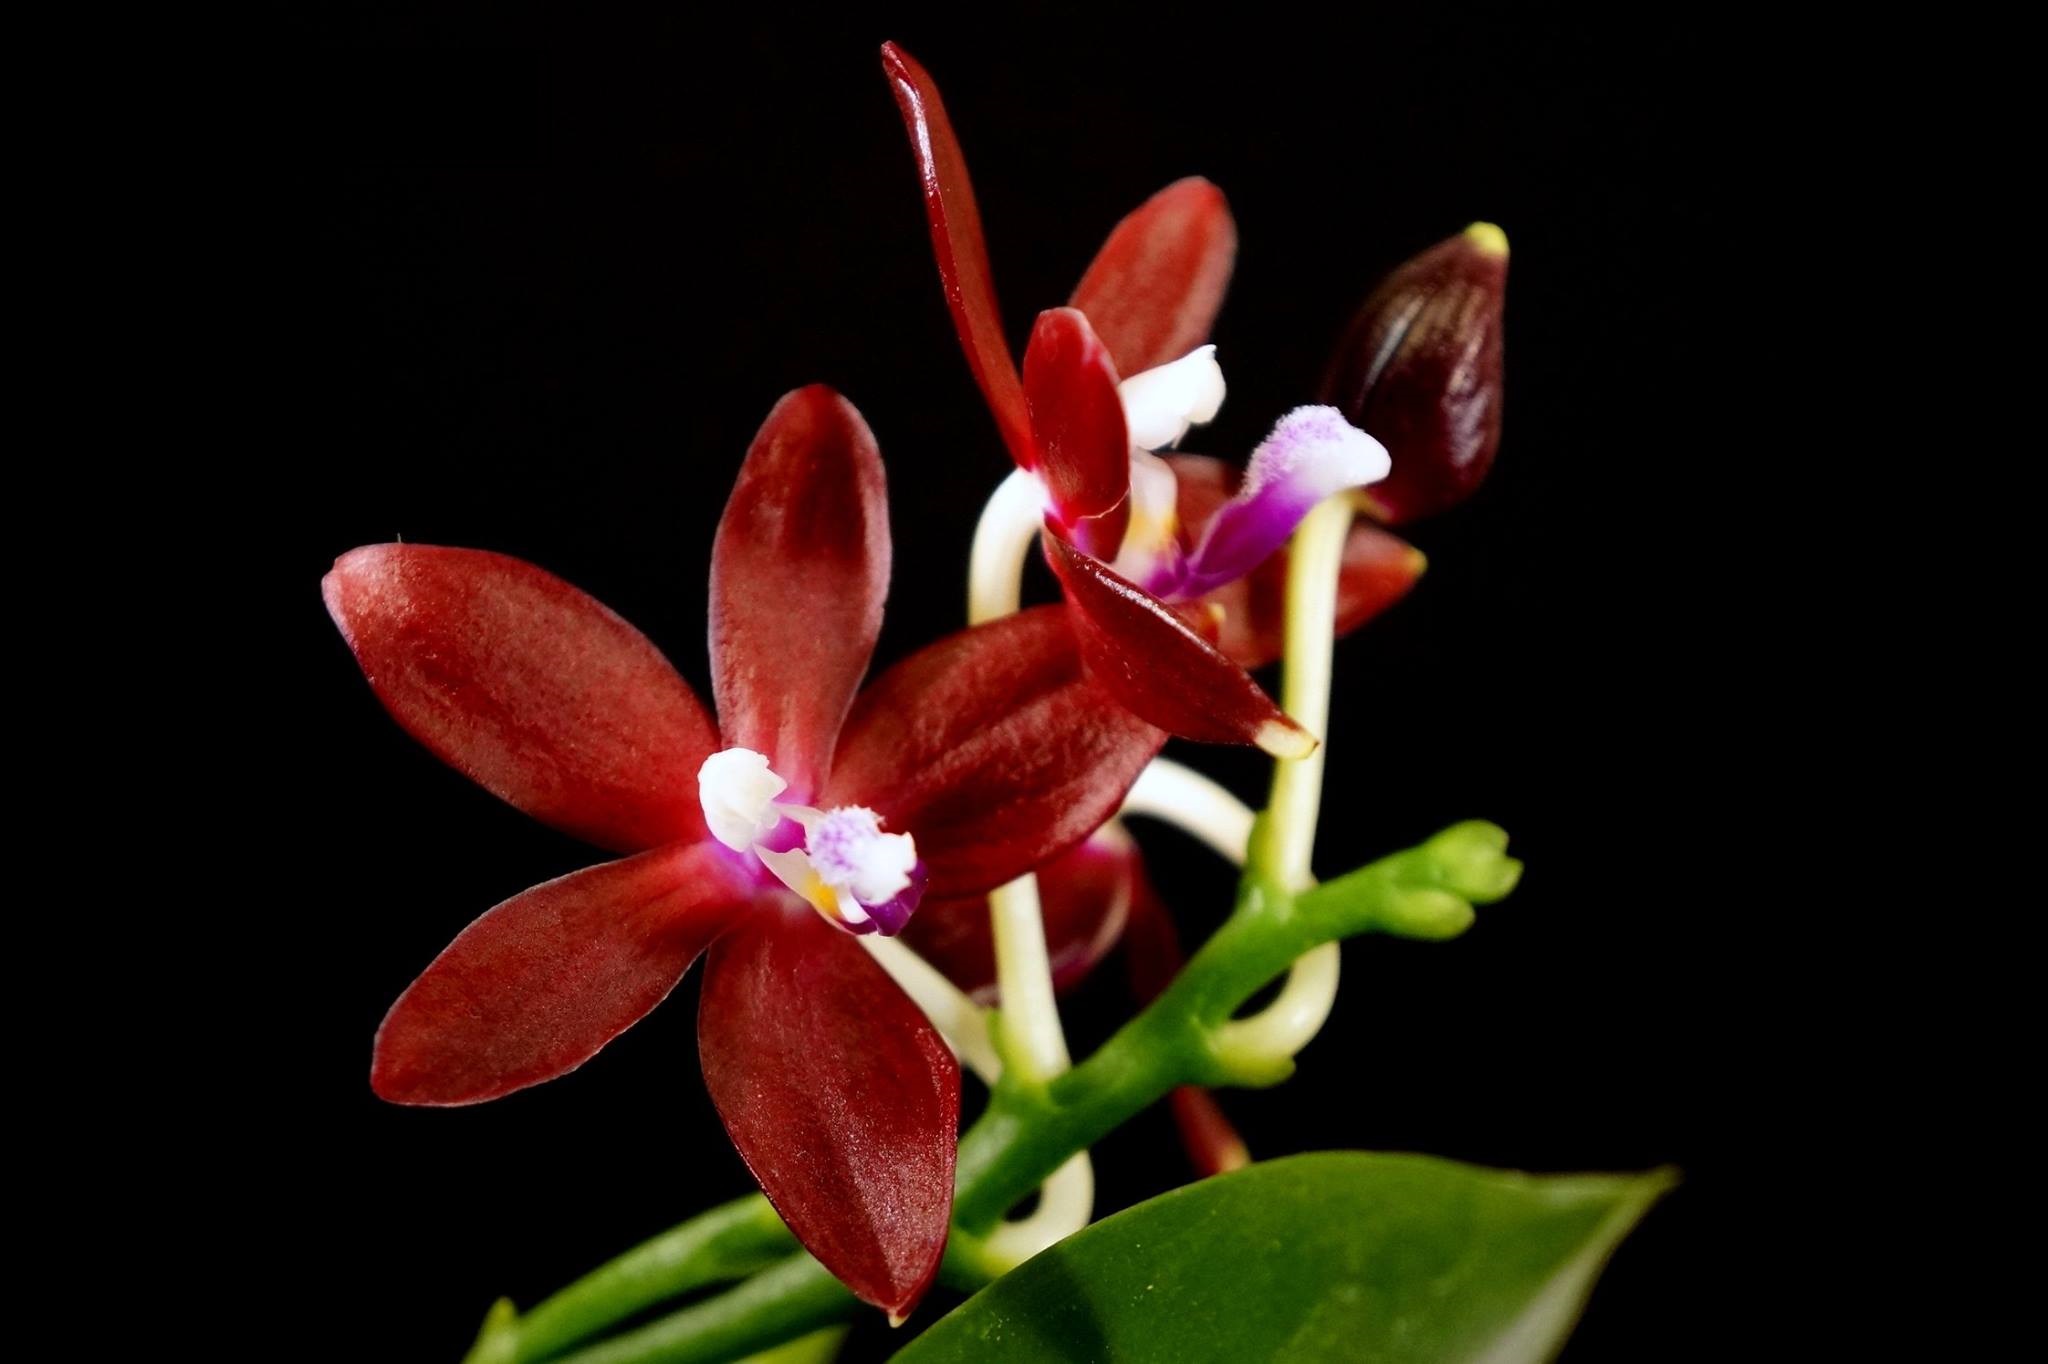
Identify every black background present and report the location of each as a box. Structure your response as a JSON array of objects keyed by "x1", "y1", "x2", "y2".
[{"x1": 262, "y1": 10, "x2": 1730, "y2": 1360}]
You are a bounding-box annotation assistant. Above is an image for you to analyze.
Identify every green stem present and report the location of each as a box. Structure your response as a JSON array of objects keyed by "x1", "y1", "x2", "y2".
[
  {"x1": 467, "y1": 1198, "x2": 797, "y2": 1364},
  {"x1": 549, "y1": 1258, "x2": 855, "y2": 1364},
  {"x1": 511, "y1": 821, "x2": 1521, "y2": 1363}
]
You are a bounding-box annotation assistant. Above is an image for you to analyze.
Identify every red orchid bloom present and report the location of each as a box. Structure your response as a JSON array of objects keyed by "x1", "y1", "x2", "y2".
[
  {"x1": 324, "y1": 386, "x2": 1161, "y2": 1319},
  {"x1": 881, "y1": 42, "x2": 1433, "y2": 751},
  {"x1": 880, "y1": 51, "x2": 1510, "y2": 1177}
]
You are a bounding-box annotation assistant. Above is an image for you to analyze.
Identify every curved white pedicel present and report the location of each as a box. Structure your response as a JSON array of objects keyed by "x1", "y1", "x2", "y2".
[{"x1": 1118, "y1": 345, "x2": 1225, "y2": 451}]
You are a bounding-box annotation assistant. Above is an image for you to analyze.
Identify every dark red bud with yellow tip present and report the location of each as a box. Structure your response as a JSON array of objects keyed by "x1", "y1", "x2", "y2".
[{"x1": 1320, "y1": 223, "x2": 1507, "y2": 524}]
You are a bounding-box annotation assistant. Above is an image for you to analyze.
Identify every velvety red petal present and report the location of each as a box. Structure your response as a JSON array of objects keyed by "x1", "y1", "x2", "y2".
[
  {"x1": 699, "y1": 901, "x2": 959, "y2": 1320},
  {"x1": 826, "y1": 606, "x2": 1163, "y2": 898},
  {"x1": 880, "y1": 42, "x2": 1035, "y2": 471},
  {"x1": 324, "y1": 544, "x2": 717, "y2": 853},
  {"x1": 371, "y1": 842, "x2": 751, "y2": 1106},
  {"x1": 1122, "y1": 853, "x2": 1252, "y2": 1177},
  {"x1": 1070, "y1": 177, "x2": 1238, "y2": 377},
  {"x1": 900, "y1": 825, "x2": 1138, "y2": 1003},
  {"x1": 1042, "y1": 534, "x2": 1313, "y2": 757},
  {"x1": 709, "y1": 386, "x2": 890, "y2": 797},
  {"x1": 1023, "y1": 307, "x2": 1131, "y2": 559},
  {"x1": 1167, "y1": 455, "x2": 1425, "y2": 669}
]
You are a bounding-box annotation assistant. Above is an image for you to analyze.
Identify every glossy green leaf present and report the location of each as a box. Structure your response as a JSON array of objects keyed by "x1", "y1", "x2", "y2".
[{"x1": 894, "y1": 1152, "x2": 1675, "y2": 1364}]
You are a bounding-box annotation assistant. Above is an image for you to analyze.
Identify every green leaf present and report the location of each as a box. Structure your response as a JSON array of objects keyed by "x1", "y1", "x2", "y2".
[{"x1": 894, "y1": 1152, "x2": 1674, "y2": 1364}]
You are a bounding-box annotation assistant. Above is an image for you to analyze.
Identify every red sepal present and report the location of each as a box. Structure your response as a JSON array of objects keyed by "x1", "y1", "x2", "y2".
[
  {"x1": 1024, "y1": 307, "x2": 1131, "y2": 560},
  {"x1": 699, "y1": 902, "x2": 959, "y2": 1319},
  {"x1": 371, "y1": 842, "x2": 750, "y2": 1105},
  {"x1": 709, "y1": 386, "x2": 890, "y2": 796},
  {"x1": 880, "y1": 42, "x2": 1035, "y2": 471},
  {"x1": 324, "y1": 544, "x2": 717, "y2": 853},
  {"x1": 1070, "y1": 177, "x2": 1238, "y2": 376},
  {"x1": 1042, "y1": 534, "x2": 1313, "y2": 758},
  {"x1": 828, "y1": 606, "x2": 1162, "y2": 898}
]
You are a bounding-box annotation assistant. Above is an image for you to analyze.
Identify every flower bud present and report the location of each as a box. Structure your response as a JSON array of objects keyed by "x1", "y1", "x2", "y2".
[
  {"x1": 1319, "y1": 223, "x2": 1508, "y2": 524},
  {"x1": 1376, "y1": 887, "x2": 1478, "y2": 941}
]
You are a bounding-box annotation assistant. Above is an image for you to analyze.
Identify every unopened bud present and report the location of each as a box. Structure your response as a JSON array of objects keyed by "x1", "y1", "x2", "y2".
[
  {"x1": 1320, "y1": 223, "x2": 1508, "y2": 524},
  {"x1": 1377, "y1": 887, "x2": 1478, "y2": 940}
]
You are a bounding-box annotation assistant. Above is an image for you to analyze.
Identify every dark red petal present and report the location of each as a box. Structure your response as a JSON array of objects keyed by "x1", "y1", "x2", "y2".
[
  {"x1": 880, "y1": 42, "x2": 1035, "y2": 471},
  {"x1": 710, "y1": 386, "x2": 890, "y2": 797},
  {"x1": 699, "y1": 902, "x2": 959, "y2": 1319},
  {"x1": 1170, "y1": 1085, "x2": 1252, "y2": 1177},
  {"x1": 826, "y1": 606, "x2": 1163, "y2": 898},
  {"x1": 1024, "y1": 308, "x2": 1131, "y2": 559},
  {"x1": 324, "y1": 544, "x2": 717, "y2": 853},
  {"x1": 1319, "y1": 225, "x2": 1508, "y2": 524},
  {"x1": 1167, "y1": 455, "x2": 1425, "y2": 669},
  {"x1": 1122, "y1": 854, "x2": 1251, "y2": 1177},
  {"x1": 371, "y1": 843, "x2": 751, "y2": 1106},
  {"x1": 1042, "y1": 533, "x2": 1313, "y2": 757},
  {"x1": 900, "y1": 825, "x2": 1138, "y2": 1002},
  {"x1": 1070, "y1": 177, "x2": 1239, "y2": 376}
]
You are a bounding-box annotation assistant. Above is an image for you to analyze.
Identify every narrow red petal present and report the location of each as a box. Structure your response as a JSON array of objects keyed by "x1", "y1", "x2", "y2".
[
  {"x1": 880, "y1": 42, "x2": 1035, "y2": 470},
  {"x1": 826, "y1": 607, "x2": 1163, "y2": 897},
  {"x1": 1070, "y1": 177, "x2": 1238, "y2": 376},
  {"x1": 1122, "y1": 855, "x2": 1252, "y2": 1177},
  {"x1": 1168, "y1": 455, "x2": 1425, "y2": 669},
  {"x1": 1024, "y1": 308, "x2": 1131, "y2": 559},
  {"x1": 699, "y1": 902, "x2": 959, "y2": 1319},
  {"x1": 1042, "y1": 534, "x2": 1313, "y2": 757},
  {"x1": 371, "y1": 842, "x2": 751, "y2": 1106},
  {"x1": 900, "y1": 824, "x2": 1138, "y2": 1003},
  {"x1": 324, "y1": 544, "x2": 717, "y2": 853},
  {"x1": 710, "y1": 386, "x2": 890, "y2": 796}
]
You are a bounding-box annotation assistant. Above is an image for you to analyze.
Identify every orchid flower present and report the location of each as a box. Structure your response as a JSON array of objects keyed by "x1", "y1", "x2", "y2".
[
  {"x1": 897, "y1": 216, "x2": 1516, "y2": 1007},
  {"x1": 881, "y1": 43, "x2": 1435, "y2": 751},
  {"x1": 323, "y1": 385, "x2": 1161, "y2": 1321}
]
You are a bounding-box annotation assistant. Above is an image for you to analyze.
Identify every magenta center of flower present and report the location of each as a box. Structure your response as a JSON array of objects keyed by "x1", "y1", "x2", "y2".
[{"x1": 697, "y1": 748, "x2": 927, "y2": 935}]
